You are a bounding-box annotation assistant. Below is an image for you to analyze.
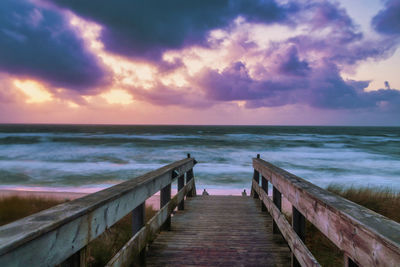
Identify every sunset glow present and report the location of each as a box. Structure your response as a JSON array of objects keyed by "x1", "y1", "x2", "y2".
[
  {"x1": 14, "y1": 80, "x2": 53, "y2": 103},
  {"x1": 0, "y1": 0, "x2": 399, "y2": 125}
]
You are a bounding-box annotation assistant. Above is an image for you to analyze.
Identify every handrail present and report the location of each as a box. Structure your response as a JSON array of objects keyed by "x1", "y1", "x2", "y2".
[
  {"x1": 252, "y1": 156, "x2": 400, "y2": 267},
  {"x1": 106, "y1": 178, "x2": 195, "y2": 267},
  {"x1": 0, "y1": 156, "x2": 196, "y2": 266}
]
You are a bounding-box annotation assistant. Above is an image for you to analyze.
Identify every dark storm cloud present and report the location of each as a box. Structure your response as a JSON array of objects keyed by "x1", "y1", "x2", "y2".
[
  {"x1": 0, "y1": 0, "x2": 107, "y2": 91},
  {"x1": 372, "y1": 0, "x2": 400, "y2": 35},
  {"x1": 48, "y1": 0, "x2": 297, "y2": 59}
]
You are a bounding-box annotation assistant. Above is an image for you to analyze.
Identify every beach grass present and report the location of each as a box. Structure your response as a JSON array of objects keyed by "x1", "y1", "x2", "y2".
[
  {"x1": 86, "y1": 205, "x2": 156, "y2": 266},
  {"x1": 0, "y1": 196, "x2": 64, "y2": 226},
  {"x1": 0, "y1": 195, "x2": 156, "y2": 266},
  {"x1": 326, "y1": 184, "x2": 400, "y2": 222},
  {"x1": 303, "y1": 185, "x2": 400, "y2": 266}
]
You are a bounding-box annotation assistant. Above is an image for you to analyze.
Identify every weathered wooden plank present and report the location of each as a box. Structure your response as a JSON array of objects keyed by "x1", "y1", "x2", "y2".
[
  {"x1": 146, "y1": 195, "x2": 291, "y2": 266},
  {"x1": 253, "y1": 180, "x2": 320, "y2": 267},
  {"x1": 253, "y1": 158, "x2": 400, "y2": 266},
  {"x1": 106, "y1": 179, "x2": 194, "y2": 267},
  {"x1": 0, "y1": 158, "x2": 194, "y2": 266}
]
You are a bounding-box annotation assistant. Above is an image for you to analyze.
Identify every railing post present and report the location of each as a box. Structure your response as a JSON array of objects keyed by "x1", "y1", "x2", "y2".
[
  {"x1": 160, "y1": 183, "x2": 171, "y2": 231},
  {"x1": 261, "y1": 176, "x2": 268, "y2": 211},
  {"x1": 292, "y1": 207, "x2": 305, "y2": 267},
  {"x1": 251, "y1": 170, "x2": 260, "y2": 198},
  {"x1": 60, "y1": 247, "x2": 87, "y2": 267},
  {"x1": 178, "y1": 174, "x2": 185, "y2": 210},
  {"x1": 272, "y1": 186, "x2": 282, "y2": 234},
  {"x1": 186, "y1": 153, "x2": 197, "y2": 197},
  {"x1": 344, "y1": 255, "x2": 359, "y2": 267},
  {"x1": 132, "y1": 202, "x2": 145, "y2": 265}
]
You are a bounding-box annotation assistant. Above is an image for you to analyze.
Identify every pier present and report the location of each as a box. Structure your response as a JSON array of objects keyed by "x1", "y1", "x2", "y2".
[{"x1": 0, "y1": 154, "x2": 399, "y2": 266}]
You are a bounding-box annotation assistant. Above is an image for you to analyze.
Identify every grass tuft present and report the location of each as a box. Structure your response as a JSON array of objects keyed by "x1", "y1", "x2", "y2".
[
  {"x1": 0, "y1": 195, "x2": 156, "y2": 266},
  {"x1": 0, "y1": 186, "x2": 398, "y2": 266},
  {"x1": 326, "y1": 184, "x2": 400, "y2": 222},
  {"x1": 304, "y1": 185, "x2": 400, "y2": 266},
  {"x1": 0, "y1": 196, "x2": 64, "y2": 226}
]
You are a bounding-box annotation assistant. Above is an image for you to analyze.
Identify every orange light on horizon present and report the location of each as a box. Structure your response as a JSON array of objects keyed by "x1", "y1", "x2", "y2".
[
  {"x1": 100, "y1": 89, "x2": 133, "y2": 105},
  {"x1": 13, "y1": 79, "x2": 53, "y2": 103}
]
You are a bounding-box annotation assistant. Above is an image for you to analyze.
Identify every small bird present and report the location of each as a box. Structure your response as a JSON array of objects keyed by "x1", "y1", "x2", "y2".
[
  {"x1": 202, "y1": 189, "x2": 209, "y2": 196},
  {"x1": 242, "y1": 189, "x2": 247, "y2": 196}
]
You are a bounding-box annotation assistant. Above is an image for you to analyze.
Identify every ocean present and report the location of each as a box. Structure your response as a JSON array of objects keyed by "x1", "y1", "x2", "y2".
[{"x1": 0, "y1": 124, "x2": 399, "y2": 193}]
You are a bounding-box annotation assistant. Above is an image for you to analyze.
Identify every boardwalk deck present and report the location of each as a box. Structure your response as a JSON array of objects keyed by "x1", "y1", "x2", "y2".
[{"x1": 146, "y1": 196, "x2": 291, "y2": 266}]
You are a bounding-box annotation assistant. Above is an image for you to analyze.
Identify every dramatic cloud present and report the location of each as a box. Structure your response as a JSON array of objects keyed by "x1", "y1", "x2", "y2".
[
  {"x1": 192, "y1": 58, "x2": 400, "y2": 111},
  {"x1": 372, "y1": 0, "x2": 400, "y2": 35},
  {"x1": 0, "y1": 0, "x2": 107, "y2": 91},
  {"x1": 47, "y1": 0, "x2": 298, "y2": 59},
  {"x1": 0, "y1": 0, "x2": 399, "y2": 125}
]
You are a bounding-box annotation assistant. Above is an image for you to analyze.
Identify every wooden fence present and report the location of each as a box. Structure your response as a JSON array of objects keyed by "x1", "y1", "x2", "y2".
[
  {"x1": 0, "y1": 155, "x2": 197, "y2": 267},
  {"x1": 251, "y1": 155, "x2": 400, "y2": 267}
]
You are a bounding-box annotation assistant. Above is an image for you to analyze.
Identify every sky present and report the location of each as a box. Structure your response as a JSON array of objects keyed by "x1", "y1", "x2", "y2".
[{"x1": 0, "y1": 0, "x2": 399, "y2": 125}]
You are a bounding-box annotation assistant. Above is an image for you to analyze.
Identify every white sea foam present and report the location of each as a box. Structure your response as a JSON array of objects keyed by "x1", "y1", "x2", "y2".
[{"x1": 0, "y1": 126, "x2": 399, "y2": 191}]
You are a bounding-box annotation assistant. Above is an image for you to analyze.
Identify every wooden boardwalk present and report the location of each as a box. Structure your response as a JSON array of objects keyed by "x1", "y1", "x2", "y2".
[
  {"x1": 2, "y1": 157, "x2": 399, "y2": 266},
  {"x1": 146, "y1": 196, "x2": 291, "y2": 266}
]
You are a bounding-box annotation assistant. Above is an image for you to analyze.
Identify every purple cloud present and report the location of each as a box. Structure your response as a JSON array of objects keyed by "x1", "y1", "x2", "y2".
[
  {"x1": 0, "y1": 0, "x2": 108, "y2": 91},
  {"x1": 191, "y1": 52, "x2": 400, "y2": 111},
  {"x1": 372, "y1": 0, "x2": 400, "y2": 36}
]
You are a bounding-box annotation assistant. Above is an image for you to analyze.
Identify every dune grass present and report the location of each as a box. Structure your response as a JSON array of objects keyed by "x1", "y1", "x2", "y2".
[
  {"x1": 86, "y1": 205, "x2": 156, "y2": 267},
  {"x1": 0, "y1": 195, "x2": 156, "y2": 266},
  {"x1": 326, "y1": 184, "x2": 400, "y2": 222},
  {"x1": 0, "y1": 196, "x2": 64, "y2": 226},
  {"x1": 303, "y1": 185, "x2": 400, "y2": 266},
  {"x1": 0, "y1": 186, "x2": 398, "y2": 266}
]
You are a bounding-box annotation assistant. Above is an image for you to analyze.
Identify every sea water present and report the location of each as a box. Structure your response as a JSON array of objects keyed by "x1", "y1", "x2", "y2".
[{"x1": 0, "y1": 125, "x2": 399, "y2": 192}]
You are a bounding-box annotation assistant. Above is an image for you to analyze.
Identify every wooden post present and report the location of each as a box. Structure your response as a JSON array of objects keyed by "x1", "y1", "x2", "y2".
[
  {"x1": 160, "y1": 184, "x2": 171, "y2": 231},
  {"x1": 251, "y1": 170, "x2": 260, "y2": 199},
  {"x1": 272, "y1": 186, "x2": 282, "y2": 234},
  {"x1": 132, "y1": 202, "x2": 145, "y2": 265},
  {"x1": 261, "y1": 176, "x2": 268, "y2": 211},
  {"x1": 344, "y1": 255, "x2": 359, "y2": 267},
  {"x1": 186, "y1": 170, "x2": 196, "y2": 197},
  {"x1": 292, "y1": 207, "x2": 305, "y2": 267},
  {"x1": 60, "y1": 247, "x2": 86, "y2": 267},
  {"x1": 186, "y1": 153, "x2": 197, "y2": 197},
  {"x1": 178, "y1": 174, "x2": 185, "y2": 210}
]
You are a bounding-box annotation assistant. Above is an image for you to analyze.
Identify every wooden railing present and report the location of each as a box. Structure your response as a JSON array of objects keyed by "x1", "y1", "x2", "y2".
[
  {"x1": 0, "y1": 155, "x2": 197, "y2": 267},
  {"x1": 251, "y1": 155, "x2": 400, "y2": 267}
]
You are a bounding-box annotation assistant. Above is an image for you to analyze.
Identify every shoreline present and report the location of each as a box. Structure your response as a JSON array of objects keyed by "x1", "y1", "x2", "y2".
[
  {"x1": 0, "y1": 187, "x2": 293, "y2": 213},
  {"x1": 0, "y1": 187, "x2": 246, "y2": 211}
]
